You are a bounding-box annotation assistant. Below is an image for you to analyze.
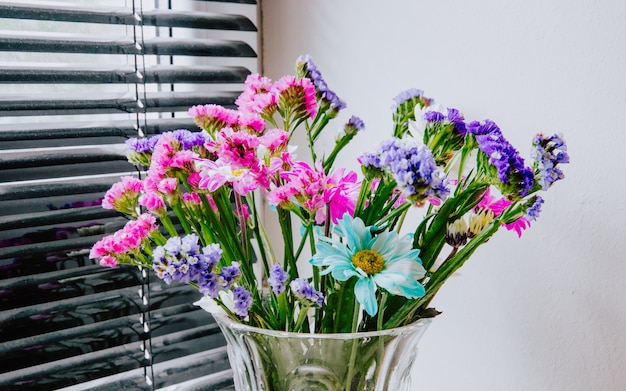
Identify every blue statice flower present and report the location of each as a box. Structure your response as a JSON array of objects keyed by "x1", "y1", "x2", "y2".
[
  {"x1": 373, "y1": 137, "x2": 450, "y2": 204},
  {"x1": 219, "y1": 262, "x2": 241, "y2": 289},
  {"x1": 310, "y1": 214, "x2": 426, "y2": 316},
  {"x1": 392, "y1": 88, "x2": 425, "y2": 110},
  {"x1": 525, "y1": 196, "x2": 544, "y2": 221},
  {"x1": 125, "y1": 135, "x2": 161, "y2": 166},
  {"x1": 126, "y1": 135, "x2": 160, "y2": 153},
  {"x1": 445, "y1": 108, "x2": 467, "y2": 135},
  {"x1": 152, "y1": 235, "x2": 222, "y2": 296},
  {"x1": 344, "y1": 115, "x2": 366, "y2": 136},
  {"x1": 268, "y1": 263, "x2": 288, "y2": 294},
  {"x1": 468, "y1": 120, "x2": 535, "y2": 197},
  {"x1": 531, "y1": 133, "x2": 569, "y2": 190},
  {"x1": 296, "y1": 55, "x2": 346, "y2": 112},
  {"x1": 290, "y1": 278, "x2": 324, "y2": 307},
  {"x1": 233, "y1": 286, "x2": 252, "y2": 318},
  {"x1": 172, "y1": 129, "x2": 208, "y2": 149},
  {"x1": 358, "y1": 151, "x2": 382, "y2": 170},
  {"x1": 424, "y1": 110, "x2": 445, "y2": 122}
]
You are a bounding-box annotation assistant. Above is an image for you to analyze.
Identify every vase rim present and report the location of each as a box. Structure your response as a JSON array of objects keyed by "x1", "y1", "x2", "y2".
[{"x1": 212, "y1": 313, "x2": 433, "y2": 340}]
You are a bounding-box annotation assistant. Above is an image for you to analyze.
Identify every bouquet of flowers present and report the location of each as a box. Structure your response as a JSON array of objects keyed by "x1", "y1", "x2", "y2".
[{"x1": 89, "y1": 56, "x2": 569, "y2": 335}]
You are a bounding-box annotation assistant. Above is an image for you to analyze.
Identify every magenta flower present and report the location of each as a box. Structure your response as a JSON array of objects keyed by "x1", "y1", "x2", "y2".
[
  {"x1": 102, "y1": 176, "x2": 144, "y2": 215},
  {"x1": 271, "y1": 75, "x2": 318, "y2": 119},
  {"x1": 189, "y1": 104, "x2": 239, "y2": 135},
  {"x1": 140, "y1": 191, "x2": 166, "y2": 214},
  {"x1": 89, "y1": 214, "x2": 157, "y2": 267},
  {"x1": 235, "y1": 73, "x2": 277, "y2": 116},
  {"x1": 269, "y1": 161, "x2": 360, "y2": 224},
  {"x1": 236, "y1": 112, "x2": 266, "y2": 133},
  {"x1": 475, "y1": 187, "x2": 531, "y2": 237},
  {"x1": 197, "y1": 159, "x2": 260, "y2": 195}
]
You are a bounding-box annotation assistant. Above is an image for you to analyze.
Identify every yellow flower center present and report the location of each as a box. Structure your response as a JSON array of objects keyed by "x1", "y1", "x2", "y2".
[
  {"x1": 232, "y1": 168, "x2": 245, "y2": 177},
  {"x1": 352, "y1": 249, "x2": 385, "y2": 275}
]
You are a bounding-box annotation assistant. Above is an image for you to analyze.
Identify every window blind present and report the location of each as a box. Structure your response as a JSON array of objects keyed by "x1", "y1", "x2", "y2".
[{"x1": 0, "y1": 1, "x2": 258, "y2": 390}]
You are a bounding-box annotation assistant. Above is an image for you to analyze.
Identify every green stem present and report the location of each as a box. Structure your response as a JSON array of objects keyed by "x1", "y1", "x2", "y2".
[
  {"x1": 385, "y1": 220, "x2": 501, "y2": 329},
  {"x1": 344, "y1": 300, "x2": 361, "y2": 390}
]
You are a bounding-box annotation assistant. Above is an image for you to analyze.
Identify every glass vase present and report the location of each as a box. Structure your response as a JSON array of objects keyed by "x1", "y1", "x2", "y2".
[{"x1": 213, "y1": 314, "x2": 432, "y2": 391}]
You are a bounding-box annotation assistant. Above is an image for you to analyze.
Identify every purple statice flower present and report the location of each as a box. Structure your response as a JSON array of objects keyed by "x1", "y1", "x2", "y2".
[
  {"x1": 233, "y1": 286, "x2": 253, "y2": 318},
  {"x1": 375, "y1": 137, "x2": 450, "y2": 203},
  {"x1": 344, "y1": 115, "x2": 366, "y2": 136},
  {"x1": 296, "y1": 55, "x2": 346, "y2": 111},
  {"x1": 268, "y1": 263, "x2": 288, "y2": 295},
  {"x1": 468, "y1": 120, "x2": 535, "y2": 197},
  {"x1": 358, "y1": 151, "x2": 382, "y2": 170},
  {"x1": 126, "y1": 135, "x2": 160, "y2": 153},
  {"x1": 290, "y1": 278, "x2": 324, "y2": 307},
  {"x1": 172, "y1": 129, "x2": 207, "y2": 150},
  {"x1": 526, "y1": 196, "x2": 544, "y2": 221},
  {"x1": 392, "y1": 88, "x2": 424, "y2": 110},
  {"x1": 424, "y1": 110, "x2": 445, "y2": 122},
  {"x1": 531, "y1": 133, "x2": 569, "y2": 190},
  {"x1": 152, "y1": 235, "x2": 223, "y2": 296},
  {"x1": 218, "y1": 262, "x2": 241, "y2": 289},
  {"x1": 446, "y1": 108, "x2": 467, "y2": 135}
]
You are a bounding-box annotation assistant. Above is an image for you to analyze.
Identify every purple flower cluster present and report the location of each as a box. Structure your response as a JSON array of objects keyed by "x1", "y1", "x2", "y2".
[
  {"x1": 126, "y1": 135, "x2": 160, "y2": 153},
  {"x1": 290, "y1": 278, "x2": 324, "y2": 307},
  {"x1": 172, "y1": 129, "x2": 210, "y2": 150},
  {"x1": 468, "y1": 120, "x2": 535, "y2": 197},
  {"x1": 268, "y1": 263, "x2": 288, "y2": 294},
  {"x1": 297, "y1": 55, "x2": 346, "y2": 111},
  {"x1": 233, "y1": 286, "x2": 253, "y2": 318},
  {"x1": 362, "y1": 137, "x2": 450, "y2": 203},
  {"x1": 152, "y1": 234, "x2": 227, "y2": 297},
  {"x1": 442, "y1": 108, "x2": 467, "y2": 135},
  {"x1": 526, "y1": 196, "x2": 544, "y2": 221},
  {"x1": 531, "y1": 133, "x2": 569, "y2": 190},
  {"x1": 344, "y1": 115, "x2": 366, "y2": 136},
  {"x1": 392, "y1": 88, "x2": 425, "y2": 110}
]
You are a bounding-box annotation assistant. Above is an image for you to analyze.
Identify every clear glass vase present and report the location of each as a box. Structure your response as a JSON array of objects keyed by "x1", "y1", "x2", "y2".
[{"x1": 213, "y1": 314, "x2": 432, "y2": 391}]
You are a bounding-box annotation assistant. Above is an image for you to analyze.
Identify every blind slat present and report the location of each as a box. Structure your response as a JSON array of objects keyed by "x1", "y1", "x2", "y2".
[
  {"x1": 0, "y1": 91, "x2": 241, "y2": 116},
  {"x1": 0, "y1": 35, "x2": 256, "y2": 57},
  {"x1": 0, "y1": 3, "x2": 256, "y2": 31},
  {"x1": 0, "y1": 118, "x2": 196, "y2": 142},
  {"x1": 0, "y1": 64, "x2": 250, "y2": 84}
]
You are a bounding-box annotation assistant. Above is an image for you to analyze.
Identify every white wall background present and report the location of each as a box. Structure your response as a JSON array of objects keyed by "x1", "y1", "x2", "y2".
[{"x1": 261, "y1": 1, "x2": 625, "y2": 390}]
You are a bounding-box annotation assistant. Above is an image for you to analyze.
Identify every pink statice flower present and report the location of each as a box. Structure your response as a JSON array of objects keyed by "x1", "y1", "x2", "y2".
[
  {"x1": 157, "y1": 177, "x2": 178, "y2": 195},
  {"x1": 209, "y1": 127, "x2": 261, "y2": 169},
  {"x1": 89, "y1": 214, "x2": 157, "y2": 268},
  {"x1": 259, "y1": 128, "x2": 289, "y2": 154},
  {"x1": 269, "y1": 161, "x2": 360, "y2": 224},
  {"x1": 271, "y1": 75, "x2": 318, "y2": 119},
  {"x1": 235, "y1": 74, "x2": 277, "y2": 116},
  {"x1": 189, "y1": 104, "x2": 239, "y2": 135},
  {"x1": 140, "y1": 191, "x2": 166, "y2": 215},
  {"x1": 102, "y1": 176, "x2": 143, "y2": 215},
  {"x1": 236, "y1": 112, "x2": 266, "y2": 133}
]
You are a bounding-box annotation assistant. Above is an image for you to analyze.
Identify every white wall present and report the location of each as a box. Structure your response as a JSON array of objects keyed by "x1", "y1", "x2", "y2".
[{"x1": 261, "y1": 1, "x2": 625, "y2": 390}]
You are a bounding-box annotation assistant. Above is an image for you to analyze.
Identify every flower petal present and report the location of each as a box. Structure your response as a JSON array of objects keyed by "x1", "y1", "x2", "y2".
[{"x1": 354, "y1": 277, "x2": 378, "y2": 316}]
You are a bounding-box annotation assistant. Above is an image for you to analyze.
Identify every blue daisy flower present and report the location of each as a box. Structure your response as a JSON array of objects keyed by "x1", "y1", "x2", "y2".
[{"x1": 310, "y1": 214, "x2": 426, "y2": 316}]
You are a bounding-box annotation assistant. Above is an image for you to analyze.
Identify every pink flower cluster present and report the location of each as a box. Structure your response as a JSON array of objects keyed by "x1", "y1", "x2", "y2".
[
  {"x1": 198, "y1": 126, "x2": 290, "y2": 196},
  {"x1": 102, "y1": 176, "x2": 143, "y2": 215},
  {"x1": 475, "y1": 188, "x2": 530, "y2": 237},
  {"x1": 268, "y1": 161, "x2": 360, "y2": 224},
  {"x1": 89, "y1": 214, "x2": 157, "y2": 268},
  {"x1": 235, "y1": 73, "x2": 317, "y2": 120}
]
